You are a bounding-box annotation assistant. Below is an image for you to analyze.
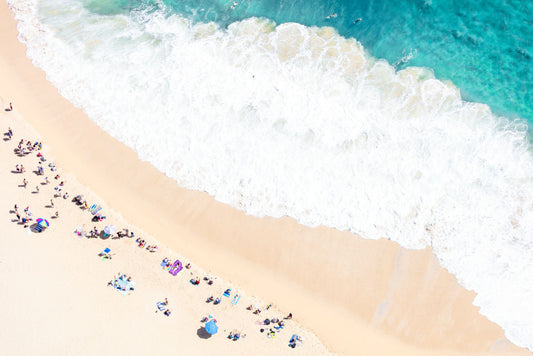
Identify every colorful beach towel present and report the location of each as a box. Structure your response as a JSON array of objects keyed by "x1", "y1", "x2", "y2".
[{"x1": 89, "y1": 204, "x2": 102, "y2": 215}]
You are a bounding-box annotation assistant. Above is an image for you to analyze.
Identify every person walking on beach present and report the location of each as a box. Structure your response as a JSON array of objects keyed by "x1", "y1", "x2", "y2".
[
  {"x1": 9, "y1": 102, "x2": 13, "y2": 111},
  {"x1": 50, "y1": 199, "x2": 54, "y2": 208},
  {"x1": 35, "y1": 186, "x2": 39, "y2": 193},
  {"x1": 22, "y1": 178, "x2": 27, "y2": 188}
]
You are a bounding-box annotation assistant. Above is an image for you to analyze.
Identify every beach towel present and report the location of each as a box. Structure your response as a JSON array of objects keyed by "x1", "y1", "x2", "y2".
[
  {"x1": 156, "y1": 302, "x2": 166, "y2": 311},
  {"x1": 223, "y1": 289, "x2": 231, "y2": 297},
  {"x1": 89, "y1": 204, "x2": 102, "y2": 215},
  {"x1": 289, "y1": 335, "x2": 302, "y2": 347},
  {"x1": 231, "y1": 294, "x2": 240, "y2": 305},
  {"x1": 114, "y1": 276, "x2": 135, "y2": 296},
  {"x1": 169, "y1": 260, "x2": 183, "y2": 276}
]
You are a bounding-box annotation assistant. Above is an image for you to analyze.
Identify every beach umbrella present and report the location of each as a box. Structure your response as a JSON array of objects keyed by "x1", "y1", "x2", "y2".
[
  {"x1": 36, "y1": 218, "x2": 49, "y2": 228},
  {"x1": 103, "y1": 225, "x2": 117, "y2": 235},
  {"x1": 204, "y1": 320, "x2": 218, "y2": 335}
]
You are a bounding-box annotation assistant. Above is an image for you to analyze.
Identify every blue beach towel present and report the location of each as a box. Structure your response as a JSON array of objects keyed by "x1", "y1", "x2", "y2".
[{"x1": 231, "y1": 294, "x2": 240, "y2": 305}]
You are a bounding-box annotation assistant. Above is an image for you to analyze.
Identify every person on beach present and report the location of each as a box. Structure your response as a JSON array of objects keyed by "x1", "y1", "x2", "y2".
[
  {"x1": 50, "y1": 199, "x2": 54, "y2": 207},
  {"x1": 35, "y1": 186, "x2": 39, "y2": 193},
  {"x1": 284, "y1": 313, "x2": 292, "y2": 320},
  {"x1": 44, "y1": 177, "x2": 49, "y2": 184},
  {"x1": 20, "y1": 165, "x2": 25, "y2": 173},
  {"x1": 55, "y1": 211, "x2": 59, "y2": 218},
  {"x1": 9, "y1": 102, "x2": 13, "y2": 111},
  {"x1": 22, "y1": 178, "x2": 27, "y2": 188}
]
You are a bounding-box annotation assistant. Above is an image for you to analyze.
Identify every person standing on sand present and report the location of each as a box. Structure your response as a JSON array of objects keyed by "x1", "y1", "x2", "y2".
[
  {"x1": 22, "y1": 178, "x2": 27, "y2": 188},
  {"x1": 9, "y1": 102, "x2": 13, "y2": 111}
]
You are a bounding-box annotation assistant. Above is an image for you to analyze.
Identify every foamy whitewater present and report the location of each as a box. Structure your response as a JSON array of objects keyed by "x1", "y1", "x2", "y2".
[{"x1": 8, "y1": 0, "x2": 533, "y2": 350}]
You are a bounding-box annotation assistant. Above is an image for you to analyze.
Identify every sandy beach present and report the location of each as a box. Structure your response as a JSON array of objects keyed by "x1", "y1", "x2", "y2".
[{"x1": 1, "y1": 1, "x2": 531, "y2": 355}]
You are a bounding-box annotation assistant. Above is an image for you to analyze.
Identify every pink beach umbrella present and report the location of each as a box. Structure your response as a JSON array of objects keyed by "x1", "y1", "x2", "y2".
[{"x1": 36, "y1": 218, "x2": 50, "y2": 228}]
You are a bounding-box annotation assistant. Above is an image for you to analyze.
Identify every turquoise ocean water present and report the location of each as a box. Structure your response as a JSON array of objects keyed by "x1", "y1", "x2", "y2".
[
  {"x1": 8, "y1": 0, "x2": 533, "y2": 350},
  {"x1": 86, "y1": 0, "x2": 533, "y2": 124}
]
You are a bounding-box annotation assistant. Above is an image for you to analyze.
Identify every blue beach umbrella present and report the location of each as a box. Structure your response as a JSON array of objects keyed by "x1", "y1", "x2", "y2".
[{"x1": 205, "y1": 320, "x2": 218, "y2": 335}]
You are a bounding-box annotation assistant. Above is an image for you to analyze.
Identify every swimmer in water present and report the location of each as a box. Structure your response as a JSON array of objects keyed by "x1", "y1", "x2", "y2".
[
  {"x1": 353, "y1": 17, "x2": 362, "y2": 24},
  {"x1": 231, "y1": 1, "x2": 237, "y2": 9},
  {"x1": 326, "y1": 13, "x2": 337, "y2": 19}
]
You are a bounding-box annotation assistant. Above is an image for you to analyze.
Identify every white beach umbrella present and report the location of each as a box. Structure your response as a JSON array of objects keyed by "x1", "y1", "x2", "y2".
[{"x1": 104, "y1": 225, "x2": 117, "y2": 235}]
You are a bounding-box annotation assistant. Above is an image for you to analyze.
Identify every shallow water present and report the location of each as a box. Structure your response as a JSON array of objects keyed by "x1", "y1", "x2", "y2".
[{"x1": 8, "y1": 0, "x2": 533, "y2": 350}]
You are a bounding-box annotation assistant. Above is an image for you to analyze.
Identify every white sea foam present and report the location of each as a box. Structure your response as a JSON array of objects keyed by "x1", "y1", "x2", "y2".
[{"x1": 8, "y1": 0, "x2": 533, "y2": 350}]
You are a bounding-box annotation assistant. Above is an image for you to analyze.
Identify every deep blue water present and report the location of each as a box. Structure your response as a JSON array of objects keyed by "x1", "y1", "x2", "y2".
[{"x1": 85, "y1": 0, "x2": 532, "y2": 123}]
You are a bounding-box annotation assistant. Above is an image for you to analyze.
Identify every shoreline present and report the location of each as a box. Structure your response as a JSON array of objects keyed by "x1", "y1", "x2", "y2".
[{"x1": 1, "y1": 1, "x2": 531, "y2": 355}]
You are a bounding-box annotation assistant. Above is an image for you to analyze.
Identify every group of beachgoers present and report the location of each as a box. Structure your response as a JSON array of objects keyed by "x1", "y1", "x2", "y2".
[
  {"x1": 4, "y1": 119, "x2": 303, "y2": 350},
  {"x1": 7, "y1": 130, "x2": 62, "y2": 227}
]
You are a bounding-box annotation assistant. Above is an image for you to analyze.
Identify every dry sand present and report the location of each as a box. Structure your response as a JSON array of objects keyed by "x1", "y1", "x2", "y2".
[{"x1": 0, "y1": 1, "x2": 531, "y2": 355}]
